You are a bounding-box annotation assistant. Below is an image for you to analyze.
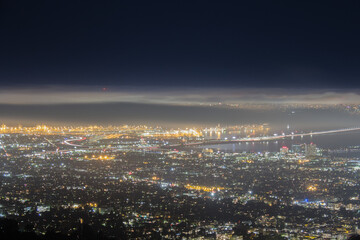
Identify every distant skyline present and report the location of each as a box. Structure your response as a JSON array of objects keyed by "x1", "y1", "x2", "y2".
[{"x1": 1, "y1": 1, "x2": 360, "y2": 88}]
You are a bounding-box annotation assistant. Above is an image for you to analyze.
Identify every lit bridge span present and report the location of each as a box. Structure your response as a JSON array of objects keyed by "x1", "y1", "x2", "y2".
[
  {"x1": 55, "y1": 127, "x2": 360, "y2": 151},
  {"x1": 168, "y1": 127, "x2": 360, "y2": 148}
]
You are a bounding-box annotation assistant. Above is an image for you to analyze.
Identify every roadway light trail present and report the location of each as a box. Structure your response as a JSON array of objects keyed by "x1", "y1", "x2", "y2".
[{"x1": 63, "y1": 137, "x2": 86, "y2": 147}]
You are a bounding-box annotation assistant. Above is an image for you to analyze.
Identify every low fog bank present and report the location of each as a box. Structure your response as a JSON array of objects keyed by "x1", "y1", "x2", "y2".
[{"x1": 0, "y1": 102, "x2": 358, "y2": 131}]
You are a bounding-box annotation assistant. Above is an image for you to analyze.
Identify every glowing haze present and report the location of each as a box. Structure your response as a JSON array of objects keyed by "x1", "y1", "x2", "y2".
[{"x1": 2, "y1": 86, "x2": 360, "y2": 105}]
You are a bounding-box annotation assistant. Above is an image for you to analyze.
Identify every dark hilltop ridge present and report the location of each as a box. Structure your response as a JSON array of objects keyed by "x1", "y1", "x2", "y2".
[{"x1": 1, "y1": 217, "x2": 359, "y2": 240}]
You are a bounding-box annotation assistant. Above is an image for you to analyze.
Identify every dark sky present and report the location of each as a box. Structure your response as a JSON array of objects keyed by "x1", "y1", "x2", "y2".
[{"x1": 1, "y1": 0, "x2": 360, "y2": 88}]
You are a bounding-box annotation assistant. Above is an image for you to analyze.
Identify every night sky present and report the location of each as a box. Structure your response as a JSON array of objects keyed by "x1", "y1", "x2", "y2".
[
  {"x1": 1, "y1": 1, "x2": 360, "y2": 126},
  {"x1": 1, "y1": 1, "x2": 360, "y2": 88}
]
